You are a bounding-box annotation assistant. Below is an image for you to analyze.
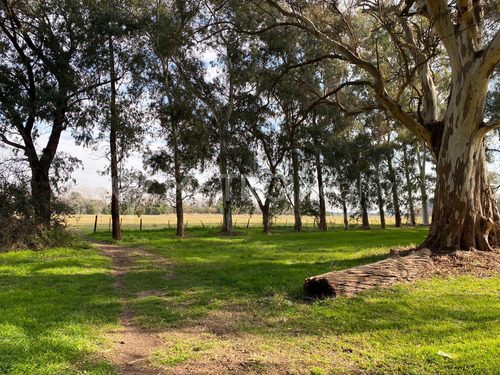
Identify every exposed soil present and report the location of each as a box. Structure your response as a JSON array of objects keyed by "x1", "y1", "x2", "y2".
[
  {"x1": 81, "y1": 237, "x2": 165, "y2": 374},
  {"x1": 392, "y1": 246, "x2": 500, "y2": 278},
  {"x1": 430, "y1": 248, "x2": 500, "y2": 277}
]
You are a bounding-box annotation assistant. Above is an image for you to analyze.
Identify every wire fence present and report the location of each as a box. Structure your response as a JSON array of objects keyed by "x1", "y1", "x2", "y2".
[{"x1": 67, "y1": 213, "x2": 425, "y2": 233}]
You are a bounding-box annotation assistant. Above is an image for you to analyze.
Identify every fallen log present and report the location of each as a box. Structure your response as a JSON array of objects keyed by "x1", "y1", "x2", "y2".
[{"x1": 303, "y1": 248, "x2": 433, "y2": 298}]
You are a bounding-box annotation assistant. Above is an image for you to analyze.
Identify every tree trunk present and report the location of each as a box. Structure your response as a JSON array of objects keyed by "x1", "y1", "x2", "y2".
[
  {"x1": 109, "y1": 36, "x2": 122, "y2": 241},
  {"x1": 387, "y1": 154, "x2": 402, "y2": 227},
  {"x1": 262, "y1": 205, "x2": 271, "y2": 234},
  {"x1": 358, "y1": 173, "x2": 370, "y2": 229},
  {"x1": 175, "y1": 183, "x2": 184, "y2": 237},
  {"x1": 416, "y1": 143, "x2": 429, "y2": 226},
  {"x1": 172, "y1": 123, "x2": 184, "y2": 237},
  {"x1": 423, "y1": 70, "x2": 500, "y2": 251},
  {"x1": 291, "y1": 148, "x2": 302, "y2": 231},
  {"x1": 342, "y1": 190, "x2": 349, "y2": 230},
  {"x1": 315, "y1": 150, "x2": 327, "y2": 231},
  {"x1": 403, "y1": 144, "x2": 416, "y2": 226},
  {"x1": 30, "y1": 163, "x2": 52, "y2": 226},
  {"x1": 303, "y1": 249, "x2": 433, "y2": 297},
  {"x1": 219, "y1": 130, "x2": 233, "y2": 233},
  {"x1": 374, "y1": 163, "x2": 386, "y2": 229}
]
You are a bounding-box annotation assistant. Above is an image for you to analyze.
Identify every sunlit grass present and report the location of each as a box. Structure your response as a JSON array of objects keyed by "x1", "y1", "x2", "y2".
[
  {"x1": 88, "y1": 226, "x2": 500, "y2": 374},
  {"x1": 0, "y1": 239, "x2": 120, "y2": 375}
]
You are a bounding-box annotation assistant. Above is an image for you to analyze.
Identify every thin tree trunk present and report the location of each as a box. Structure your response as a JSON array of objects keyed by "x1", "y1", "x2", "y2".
[
  {"x1": 171, "y1": 118, "x2": 184, "y2": 237},
  {"x1": 175, "y1": 182, "x2": 184, "y2": 237},
  {"x1": 387, "y1": 154, "x2": 402, "y2": 227},
  {"x1": 109, "y1": 36, "x2": 121, "y2": 241},
  {"x1": 416, "y1": 142, "x2": 429, "y2": 225},
  {"x1": 219, "y1": 127, "x2": 233, "y2": 233},
  {"x1": 374, "y1": 163, "x2": 386, "y2": 229},
  {"x1": 341, "y1": 189, "x2": 349, "y2": 230},
  {"x1": 315, "y1": 150, "x2": 327, "y2": 231},
  {"x1": 403, "y1": 144, "x2": 416, "y2": 226},
  {"x1": 358, "y1": 173, "x2": 370, "y2": 229},
  {"x1": 291, "y1": 148, "x2": 302, "y2": 231}
]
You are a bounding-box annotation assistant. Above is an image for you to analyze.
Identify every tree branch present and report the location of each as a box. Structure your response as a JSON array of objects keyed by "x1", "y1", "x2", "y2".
[
  {"x1": 478, "y1": 30, "x2": 500, "y2": 79},
  {"x1": 0, "y1": 134, "x2": 26, "y2": 150},
  {"x1": 479, "y1": 118, "x2": 500, "y2": 136},
  {"x1": 264, "y1": 0, "x2": 432, "y2": 145},
  {"x1": 424, "y1": 0, "x2": 458, "y2": 67}
]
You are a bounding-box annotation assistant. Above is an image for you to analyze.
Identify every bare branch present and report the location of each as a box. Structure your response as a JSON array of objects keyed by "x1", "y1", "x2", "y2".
[
  {"x1": 479, "y1": 118, "x2": 500, "y2": 136},
  {"x1": 264, "y1": 0, "x2": 431, "y2": 144},
  {"x1": 424, "y1": 0, "x2": 459, "y2": 67},
  {"x1": 479, "y1": 30, "x2": 500, "y2": 79},
  {"x1": 0, "y1": 134, "x2": 26, "y2": 150}
]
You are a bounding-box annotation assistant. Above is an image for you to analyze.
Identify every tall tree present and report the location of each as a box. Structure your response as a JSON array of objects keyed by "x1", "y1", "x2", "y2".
[
  {"x1": 142, "y1": 0, "x2": 209, "y2": 237},
  {"x1": 0, "y1": 0, "x2": 107, "y2": 226},
  {"x1": 179, "y1": 1, "x2": 258, "y2": 234},
  {"x1": 263, "y1": 0, "x2": 500, "y2": 252}
]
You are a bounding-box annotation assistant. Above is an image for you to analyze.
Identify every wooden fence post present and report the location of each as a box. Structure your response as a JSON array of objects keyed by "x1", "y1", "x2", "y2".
[
  {"x1": 94, "y1": 215, "x2": 98, "y2": 233},
  {"x1": 140, "y1": 218, "x2": 143, "y2": 231}
]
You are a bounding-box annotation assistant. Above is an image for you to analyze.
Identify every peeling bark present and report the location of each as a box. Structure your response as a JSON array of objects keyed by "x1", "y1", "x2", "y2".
[{"x1": 422, "y1": 62, "x2": 500, "y2": 251}]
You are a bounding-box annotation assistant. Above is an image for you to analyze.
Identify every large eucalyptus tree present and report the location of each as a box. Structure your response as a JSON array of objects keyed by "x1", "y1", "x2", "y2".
[{"x1": 262, "y1": 0, "x2": 500, "y2": 252}]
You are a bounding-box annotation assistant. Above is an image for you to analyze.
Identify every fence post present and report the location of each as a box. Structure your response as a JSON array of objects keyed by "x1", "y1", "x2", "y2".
[
  {"x1": 94, "y1": 215, "x2": 98, "y2": 233},
  {"x1": 108, "y1": 218, "x2": 111, "y2": 232},
  {"x1": 140, "y1": 218, "x2": 143, "y2": 231}
]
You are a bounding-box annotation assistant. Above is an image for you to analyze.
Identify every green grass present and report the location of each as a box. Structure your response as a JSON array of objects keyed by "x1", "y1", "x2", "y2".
[
  {"x1": 89, "y1": 226, "x2": 500, "y2": 374},
  {"x1": 0, "y1": 237, "x2": 120, "y2": 375},
  {"x1": 2, "y1": 226, "x2": 499, "y2": 374}
]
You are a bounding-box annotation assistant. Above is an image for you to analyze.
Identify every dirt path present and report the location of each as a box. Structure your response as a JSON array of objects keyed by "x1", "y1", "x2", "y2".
[{"x1": 82, "y1": 236, "x2": 166, "y2": 374}]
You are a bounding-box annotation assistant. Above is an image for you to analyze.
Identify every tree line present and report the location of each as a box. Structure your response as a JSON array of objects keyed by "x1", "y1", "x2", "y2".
[{"x1": 1, "y1": 0, "x2": 499, "y2": 252}]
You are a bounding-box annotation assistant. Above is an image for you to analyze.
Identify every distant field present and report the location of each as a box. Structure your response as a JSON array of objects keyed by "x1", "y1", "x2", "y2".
[{"x1": 67, "y1": 213, "x2": 421, "y2": 233}]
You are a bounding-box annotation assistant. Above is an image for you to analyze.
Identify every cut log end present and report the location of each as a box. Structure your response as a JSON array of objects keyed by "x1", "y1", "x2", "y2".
[{"x1": 304, "y1": 249, "x2": 433, "y2": 298}]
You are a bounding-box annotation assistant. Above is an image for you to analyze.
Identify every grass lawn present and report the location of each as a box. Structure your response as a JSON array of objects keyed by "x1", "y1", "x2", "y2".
[
  {"x1": 87, "y1": 226, "x2": 500, "y2": 375},
  {"x1": 1, "y1": 226, "x2": 499, "y2": 374},
  {"x1": 0, "y1": 237, "x2": 120, "y2": 375}
]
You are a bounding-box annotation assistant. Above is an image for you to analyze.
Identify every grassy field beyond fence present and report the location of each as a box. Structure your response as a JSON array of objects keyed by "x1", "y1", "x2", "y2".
[{"x1": 68, "y1": 213, "x2": 422, "y2": 233}]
